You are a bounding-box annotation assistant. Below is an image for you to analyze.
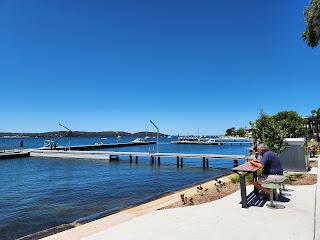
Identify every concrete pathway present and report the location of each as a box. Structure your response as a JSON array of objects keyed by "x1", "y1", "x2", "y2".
[
  {"x1": 43, "y1": 163, "x2": 319, "y2": 240},
  {"x1": 81, "y1": 185, "x2": 316, "y2": 240}
]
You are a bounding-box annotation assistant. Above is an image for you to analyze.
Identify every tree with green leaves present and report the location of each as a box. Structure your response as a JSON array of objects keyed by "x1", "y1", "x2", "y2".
[
  {"x1": 302, "y1": 0, "x2": 320, "y2": 48},
  {"x1": 250, "y1": 110, "x2": 307, "y2": 154},
  {"x1": 225, "y1": 127, "x2": 235, "y2": 136},
  {"x1": 235, "y1": 128, "x2": 246, "y2": 137},
  {"x1": 273, "y1": 111, "x2": 307, "y2": 138}
]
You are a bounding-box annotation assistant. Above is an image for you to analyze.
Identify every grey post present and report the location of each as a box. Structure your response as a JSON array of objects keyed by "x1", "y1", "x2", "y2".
[
  {"x1": 150, "y1": 120, "x2": 159, "y2": 153},
  {"x1": 59, "y1": 123, "x2": 72, "y2": 151}
]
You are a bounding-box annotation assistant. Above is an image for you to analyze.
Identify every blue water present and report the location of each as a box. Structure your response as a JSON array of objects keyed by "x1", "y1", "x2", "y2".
[{"x1": 0, "y1": 137, "x2": 250, "y2": 240}]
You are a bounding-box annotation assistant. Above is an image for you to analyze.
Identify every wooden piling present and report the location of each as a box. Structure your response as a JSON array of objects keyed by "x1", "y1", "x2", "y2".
[{"x1": 234, "y1": 159, "x2": 238, "y2": 167}]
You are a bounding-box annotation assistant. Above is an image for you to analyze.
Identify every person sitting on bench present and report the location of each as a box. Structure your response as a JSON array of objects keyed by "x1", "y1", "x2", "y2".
[
  {"x1": 308, "y1": 139, "x2": 317, "y2": 158},
  {"x1": 250, "y1": 143, "x2": 285, "y2": 200}
]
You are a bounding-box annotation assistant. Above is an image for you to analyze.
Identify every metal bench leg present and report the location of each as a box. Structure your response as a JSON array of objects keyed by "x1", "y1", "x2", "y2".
[
  {"x1": 267, "y1": 188, "x2": 276, "y2": 208},
  {"x1": 281, "y1": 173, "x2": 294, "y2": 193},
  {"x1": 239, "y1": 174, "x2": 248, "y2": 208},
  {"x1": 273, "y1": 188, "x2": 279, "y2": 201},
  {"x1": 261, "y1": 183, "x2": 285, "y2": 209},
  {"x1": 281, "y1": 182, "x2": 294, "y2": 192}
]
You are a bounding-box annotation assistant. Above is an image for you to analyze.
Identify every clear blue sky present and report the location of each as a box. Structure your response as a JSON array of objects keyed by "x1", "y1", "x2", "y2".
[{"x1": 0, "y1": 0, "x2": 319, "y2": 135}]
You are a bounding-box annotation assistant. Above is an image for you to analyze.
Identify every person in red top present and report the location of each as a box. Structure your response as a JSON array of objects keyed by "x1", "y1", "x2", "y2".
[{"x1": 250, "y1": 143, "x2": 285, "y2": 200}]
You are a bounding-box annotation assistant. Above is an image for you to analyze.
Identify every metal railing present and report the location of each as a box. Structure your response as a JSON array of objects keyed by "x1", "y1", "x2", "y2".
[{"x1": 0, "y1": 145, "x2": 19, "y2": 153}]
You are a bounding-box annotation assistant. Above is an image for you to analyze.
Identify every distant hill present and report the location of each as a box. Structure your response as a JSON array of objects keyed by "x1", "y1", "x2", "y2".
[{"x1": 0, "y1": 131, "x2": 168, "y2": 138}]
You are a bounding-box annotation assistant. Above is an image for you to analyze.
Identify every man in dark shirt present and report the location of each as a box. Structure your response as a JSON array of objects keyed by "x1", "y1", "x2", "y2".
[
  {"x1": 19, "y1": 140, "x2": 24, "y2": 152},
  {"x1": 250, "y1": 143, "x2": 285, "y2": 199}
]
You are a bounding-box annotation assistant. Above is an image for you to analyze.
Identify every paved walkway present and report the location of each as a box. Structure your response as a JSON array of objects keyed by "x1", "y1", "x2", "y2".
[{"x1": 43, "y1": 159, "x2": 319, "y2": 240}]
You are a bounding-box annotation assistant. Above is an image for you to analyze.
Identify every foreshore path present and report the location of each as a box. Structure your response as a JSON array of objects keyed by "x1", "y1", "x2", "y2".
[{"x1": 42, "y1": 157, "x2": 320, "y2": 240}]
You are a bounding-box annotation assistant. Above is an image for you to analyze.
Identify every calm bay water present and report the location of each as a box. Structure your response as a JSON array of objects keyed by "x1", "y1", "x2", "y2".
[{"x1": 0, "y1": 136, "x2": 250, "y2": 239}]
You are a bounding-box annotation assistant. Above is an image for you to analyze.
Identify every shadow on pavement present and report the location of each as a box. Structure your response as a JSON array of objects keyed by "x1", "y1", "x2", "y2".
[{"x1": 240, "y1": 190, "x2": 291, "y2": 208}]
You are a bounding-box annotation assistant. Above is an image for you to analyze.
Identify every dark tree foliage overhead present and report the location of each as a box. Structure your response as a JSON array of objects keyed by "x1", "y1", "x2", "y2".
[{"x1": 303, "y1": 0, "x2": 320, "y2": 48}]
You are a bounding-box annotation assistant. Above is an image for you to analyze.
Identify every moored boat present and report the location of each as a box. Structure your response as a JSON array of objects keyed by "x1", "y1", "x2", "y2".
[
  {"x1": 39, "y1": 140, "x2": 58, "y2": 150},
  {"x1": 132, "y1": 138, "x2": 145, "y2": 143}
]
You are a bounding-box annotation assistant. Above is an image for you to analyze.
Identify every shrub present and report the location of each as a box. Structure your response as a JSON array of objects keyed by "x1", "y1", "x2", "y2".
[
  {"x1": 229, "y1": 174, "x2": 240, "y2": 183},
  {"x1": 214, "y1": 179, "x2": 226, "y2": 192}
]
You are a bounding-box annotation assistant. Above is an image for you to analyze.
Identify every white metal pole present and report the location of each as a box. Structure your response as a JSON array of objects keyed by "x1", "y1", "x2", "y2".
[
  {"x1": 59, "y1": 123, "x2": 72, "y2": 151},
  {"x1": 150, "y1": 120, "x2": 159, "y2": 153}
]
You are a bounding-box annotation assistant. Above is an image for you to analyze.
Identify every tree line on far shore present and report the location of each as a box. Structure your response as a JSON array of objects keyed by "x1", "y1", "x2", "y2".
[{"x1": 0, "y1": 131, "x2": 167, "y2": 138}]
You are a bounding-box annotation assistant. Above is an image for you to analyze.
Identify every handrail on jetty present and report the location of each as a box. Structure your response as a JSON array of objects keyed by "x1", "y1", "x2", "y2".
[
  {"x1": 0, "y1": 144, "x2": 18, "y2": 153},
  {"x1": 30, "y1": 150, "x2": 249, "y2": 168},
  {"x1": 105, "y1": 151, "x2": 247, "y2": 168}
]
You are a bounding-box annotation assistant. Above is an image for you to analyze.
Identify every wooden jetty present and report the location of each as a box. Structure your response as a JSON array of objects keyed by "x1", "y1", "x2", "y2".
[
  {"x1": 0, "y1": 151, "x2": 30, "y2": 159},
  {"x1": 43, "y1": 141, "x2": 156, "y2": 151},
  {"x1": 105, "y1": 151, "x2": 247, "y2": 168},
  {"x1": 30, "y1": 150, "x2": 248, "y2": 168},
  {"x1": 30, "y1": 150, "x2": 117, "y2": 160},
  {"x1": 171, "y1": 140, "x2": 252, "y2": 146}
]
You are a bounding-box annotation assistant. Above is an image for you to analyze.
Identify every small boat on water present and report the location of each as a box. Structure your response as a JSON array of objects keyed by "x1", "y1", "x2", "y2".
[
  {"x1": 207, "y1": 138, "x2": 223, "y2": 145},
  {"x1": 132, "y1": 138, "x2": 145, "y2": 143},
  {"x1": 39, "y1": 140, "x2": 58, "y2": 150},
  {"x1": 95, "y1": 142, "x2": 103, "y2": 146}
]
